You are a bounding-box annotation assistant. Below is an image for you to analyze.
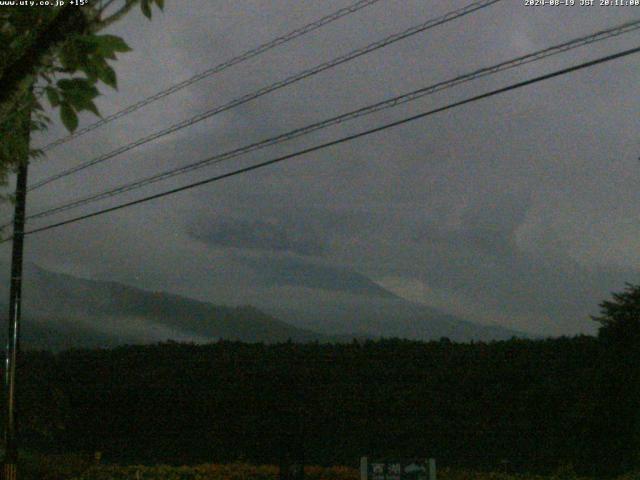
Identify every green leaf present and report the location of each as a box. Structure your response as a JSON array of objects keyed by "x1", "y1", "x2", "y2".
[
  {"x1": 97, "y1": 64, "x2": 117, "y2": 90},
  {"x1": 60, "y1": 104, "x2": 78, "y2": 132},
  {"x1": 57, "y1": 78, "x2": 99, "y2": 107},
  {"x1": 81, "y1": 55, "x2": 104, "y2": 83},
  {"x1": 45, "y1": 86, "x2": 60, "y2": 107},
  {"x1": 82, "y1": 100, "x2": 100, "y2": 118},
  {"x1": 141, "y1": 0, "x2": 152, "y2": 18},
  {"x1": 95, "y1": 46, "x2": 117, "y2": 61},
  {"x1": 83, "y1": 64, "x2": 99, "y2": 83},
  {"x1": 58, "y1": 43, "x2": 81, "y2": 71},
  {"x1": 155, "y1": 0, "x2": 164, "y2": 10},
  {"x1": 29, "y1": 148, "x2": 44, "y2": 160},
  {"x1": 95, "y1": 34, "x2": 132, "y2": 54},
  {"x1": 57, "y1": 78, "x2": 95, "y2": 93},
  {"x1": 58, "y1": 78, "x2": 102, "y2": 116},
  {"x1": 66, "y1": 95, "x2": 98, "y2": 114}
]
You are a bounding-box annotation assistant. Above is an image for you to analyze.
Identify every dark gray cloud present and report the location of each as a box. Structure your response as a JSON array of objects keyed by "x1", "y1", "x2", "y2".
[
  {"x1": 239, "y1": 254, "x2": 398, "y2": 299},
  {"x1": 414, "y1": 190, "x2": 532, "y2": 258},
  {"x1": 1, "y1": 0, "x2": 638, "y2": 338},
  {"x1": 188, "y1": 216, "x2": 325, "y2": 256}
]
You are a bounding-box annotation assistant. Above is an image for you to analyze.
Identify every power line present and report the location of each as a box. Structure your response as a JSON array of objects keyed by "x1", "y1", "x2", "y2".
[
  {"x1": 28, "y1": 0, "x2": 501, "y2": 191},
  {"x1": 12, "y1": 44, "x2": 640, "y2": 241},
  {"x1": 21, "y1": 18, "x2": 640, "y2": 224},
  {"x1": 38, "y1": 0, "x2": 384, "y2": 152}
]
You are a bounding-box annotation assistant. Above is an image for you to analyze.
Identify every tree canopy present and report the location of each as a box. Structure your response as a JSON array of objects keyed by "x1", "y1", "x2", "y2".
[
  {"x1": 592, "y1": 283, "x2": 640, "y2": 345},
  {"x1": 0, "y1": 0, "x2": 164, "y2": 193},
  {"x1": 12, "y1": 336, "x2": 633, "y2": 476}
]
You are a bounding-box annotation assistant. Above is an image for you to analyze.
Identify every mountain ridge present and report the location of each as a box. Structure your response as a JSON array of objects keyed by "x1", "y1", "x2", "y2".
[{"x1": 0, "y1": 262, "x2": 528, "y2": 349}]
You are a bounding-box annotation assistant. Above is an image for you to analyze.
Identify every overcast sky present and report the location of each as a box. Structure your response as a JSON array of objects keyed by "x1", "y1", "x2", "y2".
[{"x1": 2, "y1": 0, "x2": 639, "y2": 337}]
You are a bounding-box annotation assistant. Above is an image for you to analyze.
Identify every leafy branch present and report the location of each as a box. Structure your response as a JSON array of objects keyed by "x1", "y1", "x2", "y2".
[{"x1": 0, "y1": 0, "x2": 164, "y2": 145}]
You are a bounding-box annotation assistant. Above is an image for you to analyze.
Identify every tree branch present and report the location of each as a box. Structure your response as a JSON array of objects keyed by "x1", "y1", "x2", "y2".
[
  {"x1": 96, "y1": 0, "x2": 118, "y2": 18},
  {"x1": 92, "y1": 0, "x2": 141, "y2": 32},
  {"x1": 0, "y1": 6, "x2": 89, "y2": 108}
]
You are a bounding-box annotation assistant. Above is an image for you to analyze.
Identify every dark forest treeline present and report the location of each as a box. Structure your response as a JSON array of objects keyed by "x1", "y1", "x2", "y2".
[{"x1": 14, "y1": 335, "x2": 640, "y2": 477}]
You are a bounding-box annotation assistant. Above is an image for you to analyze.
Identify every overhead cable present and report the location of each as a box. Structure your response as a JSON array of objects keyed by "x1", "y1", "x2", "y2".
[
  {"x1": 22, "y1": 18, "x2": 640, "y2": 224},
  {"x1": 29, "y1": 0, "x2": 501, "y2": 191},
  {"x1": 38, "y1": 0, "x2": 384, "y2": 152},
  {"x1": 14, "y1": 44, "x2": 640, "y2": 239}
]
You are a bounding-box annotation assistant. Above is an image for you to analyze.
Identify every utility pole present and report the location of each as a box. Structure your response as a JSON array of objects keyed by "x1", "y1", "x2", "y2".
[{"x1": 2, "y1": 106, "x2": 30, "y2": 480}]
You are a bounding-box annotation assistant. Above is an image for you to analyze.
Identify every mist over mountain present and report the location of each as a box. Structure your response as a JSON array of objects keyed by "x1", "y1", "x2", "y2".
[{"x1": 0, "y1": 262, "x2": 526, "y2": 350}]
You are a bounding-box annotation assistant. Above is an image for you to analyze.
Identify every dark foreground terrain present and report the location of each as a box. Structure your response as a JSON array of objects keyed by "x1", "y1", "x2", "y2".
[{"x1": 13, "y1": 335, "x2": 640, "y2": 477}]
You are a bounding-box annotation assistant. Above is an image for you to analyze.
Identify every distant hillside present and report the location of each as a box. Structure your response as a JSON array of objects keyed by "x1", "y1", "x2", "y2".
[
  {"x1": 0, "y1": 262, "x2": 526, "y2": 350},
  {"x1": 268, "y1": 300, "x2": 528, "y2": 342},
  {"x1": 5, "y1": 308, "x2": 344, "y2": 351},
  {"x1": 0, "y1": 263, "x2": 350, "y2": 350}
]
